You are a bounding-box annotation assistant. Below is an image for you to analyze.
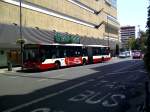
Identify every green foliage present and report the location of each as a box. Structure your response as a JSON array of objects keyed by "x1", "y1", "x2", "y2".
[
  {"x1": 127, "y1": 31, "x2": 147, "y2": 51},
  {"x1": 144, "y1": 5, "x2": 150, "y2": 72},
  {"x1": 128, "y1": 37, "x2": 137, "y2": 50},
  {"x1": 138, "y1": 31, "x2": 147, "y2": 52}
]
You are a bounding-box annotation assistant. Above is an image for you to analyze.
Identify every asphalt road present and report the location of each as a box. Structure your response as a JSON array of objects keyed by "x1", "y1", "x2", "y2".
[{"x1": 0, "y1": 59, "x2": 149, "y2": 112}]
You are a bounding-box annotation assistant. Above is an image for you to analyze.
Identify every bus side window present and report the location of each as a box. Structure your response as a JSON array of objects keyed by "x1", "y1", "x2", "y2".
[
  {"x1": 59, "y1": 46, "x2": 65, "y2": 58},
  {"x1": 82, "y1": 48, "x2": 87, "y2": 56},
  {"x1": 101, "y1": 48, "x2": 104, "y2": 55},
  {"x1": 51, "y1": 49, "x2": 59, "y2": 59},
  {"x1": 64, "y1": 50, "x2": 67, "y2": 57},
  {"x1": 51, "y1": 49, "x2": 56, "y2": 59},
  {"x1": 51, "y1": 51, "x2": 55, "y2": 58}
]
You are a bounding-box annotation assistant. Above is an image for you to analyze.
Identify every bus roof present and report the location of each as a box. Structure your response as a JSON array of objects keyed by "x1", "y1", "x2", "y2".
[
  {"x1": 63, "y1": 43, "x2": 83, "y2": 46},
  {"x1": 24, "y1": 43, "x2": 84, "y2": 47},
  {"x1": 86, "y1": 45, "x2": 109, "y2": 47}
]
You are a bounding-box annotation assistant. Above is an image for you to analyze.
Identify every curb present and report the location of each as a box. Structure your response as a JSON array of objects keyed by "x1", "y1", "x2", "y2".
[{"x1": 0, "y1": 67, "x2": 21, "y2": 74}]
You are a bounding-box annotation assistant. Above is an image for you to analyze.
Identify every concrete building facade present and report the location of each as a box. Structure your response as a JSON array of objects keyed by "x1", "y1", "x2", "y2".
[
  {"x1": 120, "y1": 26, "x2": 136, "y2": 49},
  {"x1": 0, "y1": 0, "x2": 120, "y2": 67}
]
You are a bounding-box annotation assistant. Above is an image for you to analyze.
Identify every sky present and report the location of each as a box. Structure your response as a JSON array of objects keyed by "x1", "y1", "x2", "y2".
[{"x1": 117, "y1": 0, "x2": 149, "y2": 32}]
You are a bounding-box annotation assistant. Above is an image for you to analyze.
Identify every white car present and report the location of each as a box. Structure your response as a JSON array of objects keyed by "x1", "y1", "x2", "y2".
[
  {"x1": 124, "y1": 51, "x2": 131, "y2": 57},
  {"x1": 119, "y1": 51, "x2": 131, "y2": 58},
  {"x1": 119, "y1": 52, "x2": 128, "y2": 58}
]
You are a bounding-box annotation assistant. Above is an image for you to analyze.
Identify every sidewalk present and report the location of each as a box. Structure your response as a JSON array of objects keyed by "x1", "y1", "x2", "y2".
[
  {"x1": 0, "y1": 67, "x2": 21, "y2": 74},
  {"x1": 0, "y1": 57, "x2": 129, "y2": 74}
]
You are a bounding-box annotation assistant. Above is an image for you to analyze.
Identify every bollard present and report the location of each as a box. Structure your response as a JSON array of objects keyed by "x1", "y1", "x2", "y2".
[{"x1": 8, "y1": 62, "x2": 12, "y2": 71}]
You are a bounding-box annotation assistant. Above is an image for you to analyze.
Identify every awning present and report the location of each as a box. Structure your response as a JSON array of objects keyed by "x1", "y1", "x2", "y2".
[{"x1": 0, "y1": 23, "x2": 120, "y2": 49}]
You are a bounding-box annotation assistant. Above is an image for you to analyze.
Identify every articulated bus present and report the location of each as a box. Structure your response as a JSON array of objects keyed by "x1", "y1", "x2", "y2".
[
  {"x1": 23, "y1": 44, "x2": 111, "y2": 70},
  {"x1": 86, "y1": 45, "x2": 111, "y2": 64}
]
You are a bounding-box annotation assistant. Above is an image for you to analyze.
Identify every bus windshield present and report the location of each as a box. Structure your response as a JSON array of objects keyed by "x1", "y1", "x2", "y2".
[{"x1": 24, "y1": 48, "x2": 39, "y2": 61}]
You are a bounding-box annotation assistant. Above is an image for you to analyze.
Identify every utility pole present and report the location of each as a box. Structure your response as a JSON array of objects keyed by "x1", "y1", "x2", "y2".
[
  {"x1": 107, "y1": 16, "x2": 109, "y2": 47},
  {"x1": 19, "y1": 0, "x2": 24, "y2": 70}
]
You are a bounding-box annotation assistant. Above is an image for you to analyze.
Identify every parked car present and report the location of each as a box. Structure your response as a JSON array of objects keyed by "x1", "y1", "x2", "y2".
[
  {"x1": 119, "y1": 52, "x2": 128, "y2": 58},
  {"x1": 119, "y1": 51, "x2": 131, "y2": 58},
  {"x1": 132, "y1": 50, "x2": 142, "y2": 59},
  {"x1": 124, "y1": 51, "x2": 131, "y2": 57}
]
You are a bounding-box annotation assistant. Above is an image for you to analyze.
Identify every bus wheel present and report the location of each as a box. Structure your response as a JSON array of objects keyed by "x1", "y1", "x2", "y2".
[
  {"x1": 82, "y1": 59, "x2": 87, "y2": 65},
  {"x1": 55, "y1": 61, "x2": 61, "y2": 69}
]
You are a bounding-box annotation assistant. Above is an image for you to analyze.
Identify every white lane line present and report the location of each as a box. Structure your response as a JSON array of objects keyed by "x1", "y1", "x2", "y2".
[
  {"x1": 3, "y1": 81, "x2": 88, "y2": 112},
  {"x1": 37, "y1": 79, "x2": 48, "y2": 82}
]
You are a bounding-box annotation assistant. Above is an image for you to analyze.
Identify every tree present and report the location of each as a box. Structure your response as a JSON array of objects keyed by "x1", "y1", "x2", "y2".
[
  {"x1": 139, "y1": 31, "x2": 147, "y2": 52},
  {"x1": 128, "y1": 37, "x2": 136, "y2": 50},
  {"x1": 144, "y1": 5, "x2": 150, "y2": 72},
  {"x1": 127, "y1": 31, "x2": 147, "y2": 51}
]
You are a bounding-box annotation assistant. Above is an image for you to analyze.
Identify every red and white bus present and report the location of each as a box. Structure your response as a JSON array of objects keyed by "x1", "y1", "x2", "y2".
[
  {"x1": 23, "y1": 44, "x2": 86, "y2": 70},
  {"x1": 23, "y1": 44, "x2": 111, "y2": 70},
  {"x1": 85, "y1": 45, "x2": 111, "y2": 63}
]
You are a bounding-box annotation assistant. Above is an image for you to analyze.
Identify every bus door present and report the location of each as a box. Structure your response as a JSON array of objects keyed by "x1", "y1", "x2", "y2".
[{"x1": 87, "y1": 47, "x2": 93, "y2": 64}]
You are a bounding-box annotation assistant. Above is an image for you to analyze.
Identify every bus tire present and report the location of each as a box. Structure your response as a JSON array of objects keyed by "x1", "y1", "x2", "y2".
[
  {"x1": 55, "y1": 61, "x2": 61, "y2": 69},
  {"x1": 82, "y1": 59, "x2": 87, "y2": 65}
]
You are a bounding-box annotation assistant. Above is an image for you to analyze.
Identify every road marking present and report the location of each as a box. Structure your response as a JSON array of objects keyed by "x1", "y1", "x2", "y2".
[
  {"x1": 31, "y1": 108, "x2": 51, "y2": 112},
  {"x1": 85, "y1": 93, "x2": 111, "y2": 104},
  {"x1": 3, "y1": 81, "x2": 88, "y2": 112},
  {"x1": 102, "y1": 94, "x2": 126, "y2": 107}
]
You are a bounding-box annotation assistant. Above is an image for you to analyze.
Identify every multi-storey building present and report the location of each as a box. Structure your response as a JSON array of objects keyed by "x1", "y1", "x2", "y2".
[
  {"x1": 120, "y1": 26, "x2": 136, "y2": 49},
  {"x1": 0, "y1": 0, "x2": 120, "y2": 67}
]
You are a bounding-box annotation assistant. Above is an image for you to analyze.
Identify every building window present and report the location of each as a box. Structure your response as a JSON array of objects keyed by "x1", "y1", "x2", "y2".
[{"x1": 105, "y1": 25, "x2": 118, "y2": 35}]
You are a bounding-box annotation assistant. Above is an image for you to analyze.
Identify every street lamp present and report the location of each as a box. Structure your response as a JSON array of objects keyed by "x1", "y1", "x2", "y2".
[
  {"x1": 18, "y1": 0, "x2": 25, "y2": 70},
  {"x1": 107, "y1": 16, "x2": 110, "y2": 46}
]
